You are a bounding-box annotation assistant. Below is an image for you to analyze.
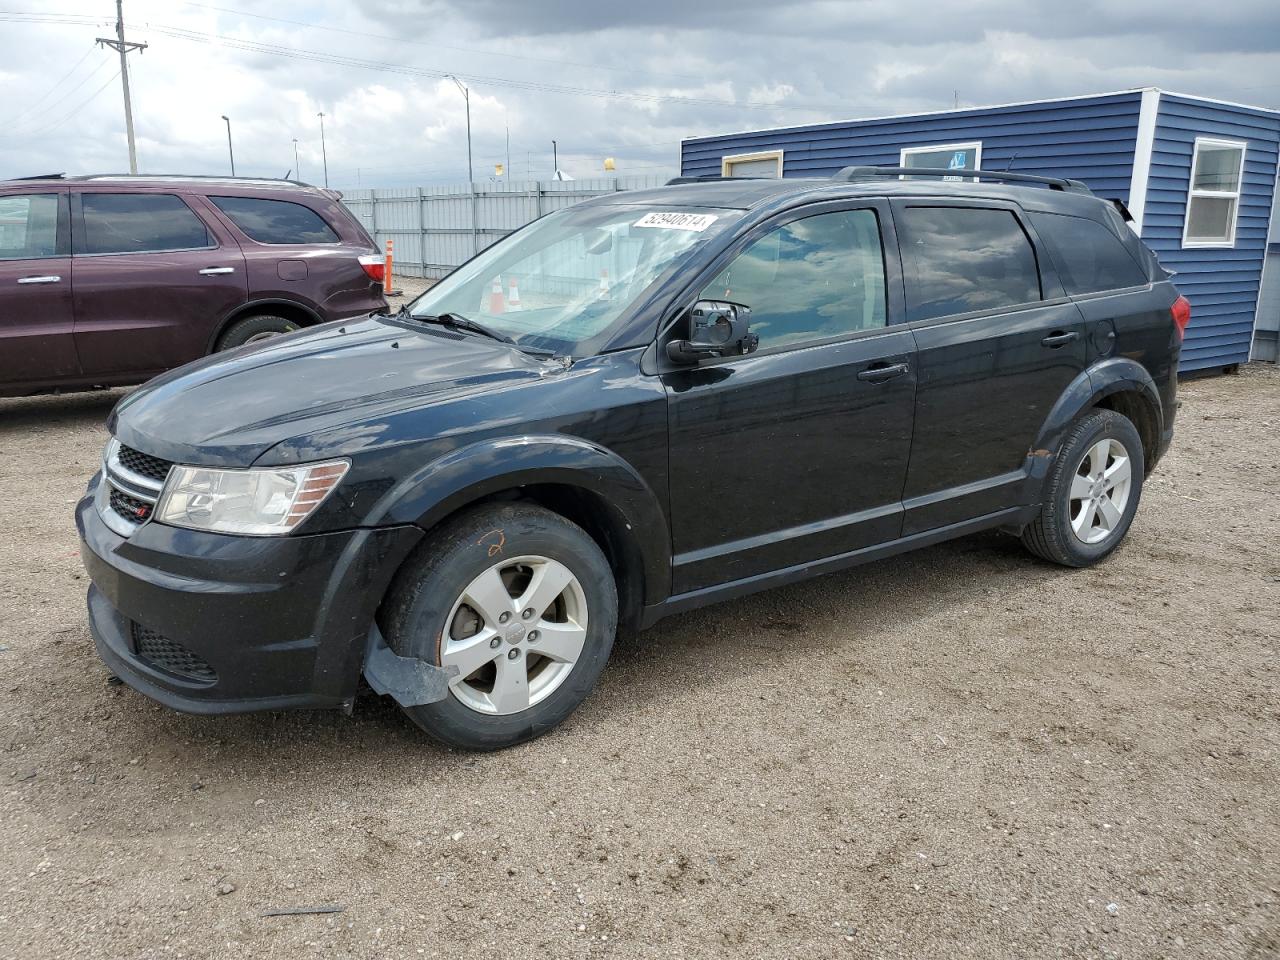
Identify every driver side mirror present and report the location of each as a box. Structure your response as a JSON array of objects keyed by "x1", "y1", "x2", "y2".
[{"x1": 666, "y1": 300, "x2": 759, "y2": 364}]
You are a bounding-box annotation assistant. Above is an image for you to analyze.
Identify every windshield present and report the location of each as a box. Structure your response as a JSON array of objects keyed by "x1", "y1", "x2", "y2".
[{"x1": 407, "y1": 203, "x2": 739, "y2": 355}]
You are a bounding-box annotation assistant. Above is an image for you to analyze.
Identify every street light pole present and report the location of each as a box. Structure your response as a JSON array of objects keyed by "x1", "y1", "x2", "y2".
[
  {"x1": 552, "y1": 139, "x2": 558, "y2": 179},
  {"x1": 317, "y1": 112, "x2": 329, "y2": 188},
  {"x1": 445, "y1": 76, "x2": 474, "y2": 186},
  {"x1": 221, "y1": 115, "x2": 235, "y2": 176},
  {"x1": 292, "y1": 138, "x2": 300, "y2": 181}
]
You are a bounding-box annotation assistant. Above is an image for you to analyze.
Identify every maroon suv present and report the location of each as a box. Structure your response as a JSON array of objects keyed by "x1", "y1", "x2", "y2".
[{"x1": 0, "y1": 174, "x2": 387, "y2": 397}]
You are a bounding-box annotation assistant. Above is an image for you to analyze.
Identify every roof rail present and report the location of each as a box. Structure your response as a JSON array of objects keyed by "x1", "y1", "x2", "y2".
[
  {"x1": 832, "y1": 165, "x2": 1093, "y2": 194},
  {"x1": 665, "y1": 174, "x2": 766, "y2": 185},
  {"x1": 9, "y1": 172, "x2": 65, "y2": 181},
  {"x1": 79, "y1": 173, "x2": 315, "y2": 187}
]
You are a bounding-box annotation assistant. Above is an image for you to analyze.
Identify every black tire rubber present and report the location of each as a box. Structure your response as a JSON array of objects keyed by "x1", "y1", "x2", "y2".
[
  {"x1": 1021, "y1": 408, "x2": 1145, "y2": 568},
  {"x1": 380, "y1": 502, "x2": 618, "y2": 751},
  {"x1": 214, "y1": 314, "x2": 299, "y2": 351}
]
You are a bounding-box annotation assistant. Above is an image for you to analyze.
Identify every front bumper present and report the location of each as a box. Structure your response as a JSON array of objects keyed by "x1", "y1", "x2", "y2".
[{"x1": 76, "y1": 476, "x2": 422, "y2": 715}]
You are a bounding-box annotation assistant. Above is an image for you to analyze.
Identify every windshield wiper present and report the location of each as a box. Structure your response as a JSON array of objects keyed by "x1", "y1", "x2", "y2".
[
  {"x1": 408, "y1": 311, "x2": 517, "y2": 346},
  {"x1": 405, "y1": 310, "x2": 557, "y2": 358}
]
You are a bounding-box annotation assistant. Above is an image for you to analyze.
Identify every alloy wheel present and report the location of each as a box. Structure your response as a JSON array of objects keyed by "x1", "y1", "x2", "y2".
[
  {"x1": 440, "y1": 556, "x2": 588, "y2": 715},
  {"x1": 1069, "y1": 438, "x2": 1133, "y2": 545}
]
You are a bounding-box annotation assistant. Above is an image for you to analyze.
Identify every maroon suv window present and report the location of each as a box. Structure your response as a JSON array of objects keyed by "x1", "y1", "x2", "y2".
[
  {"x1": 209, "y1": 196, "x2": 339, "y2": 244},
  {"x1": 80, "y1": 193, "x2": 211, "y2": 255}
]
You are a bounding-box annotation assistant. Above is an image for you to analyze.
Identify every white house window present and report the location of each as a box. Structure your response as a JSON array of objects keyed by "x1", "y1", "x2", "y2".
[
  {"x1": 900, "y1": 142, "x2": 982, "y2": 181},
  {"x1": 721, "y1": 150, "x2": 783, "y2": 178},
  {"x1": 1183, "y1": 137, "x2": 1246, "y2": 247}
]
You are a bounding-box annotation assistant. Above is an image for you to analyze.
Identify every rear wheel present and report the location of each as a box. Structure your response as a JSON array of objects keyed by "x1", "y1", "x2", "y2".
[
  {"x1": 1021, "y1": 408, "x2": 1144, "y2": 567},
  {"x1": 380, "y1": 503, "x2": 618, "y2": 751},
  {"x1": 215, "y1": 314, "x2": 299, "y2": 351}
]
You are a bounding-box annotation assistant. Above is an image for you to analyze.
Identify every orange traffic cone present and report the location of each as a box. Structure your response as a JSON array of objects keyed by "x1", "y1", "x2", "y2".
[
  {"x1": 486, "y1": 276, "x2": 505, "y2": 314},
  {"x1": 597, "y1": 268, "x2": 610, "y2": 299},
  {"x1": 507, "y1": 276, "x2": 523, "y2": 311}
]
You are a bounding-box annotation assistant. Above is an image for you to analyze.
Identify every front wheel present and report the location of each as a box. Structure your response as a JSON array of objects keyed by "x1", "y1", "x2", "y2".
[
  {"x1": 380, "y1": 503, "x2": 618, "y2": 751},
  {"x1": 1021, "y1": 408, "x2": 1145, "y2": 567}
]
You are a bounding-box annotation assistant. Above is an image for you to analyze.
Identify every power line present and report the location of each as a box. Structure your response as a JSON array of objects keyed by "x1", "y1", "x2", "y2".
[
  {"x1": 20, "y1": 69, "x2": 121, "y2": 139},
  {"x1": 178, "y1": 2, "x2": 709, "y2": 84},
  {"x1": 3, "y1": 44, "x2": 96, "y2": 127},
  {"x1": 143, "y1": 24, "x2": 845, "y2": 113},
  {"x1": 5, "y1": 56, "x2": 114, "y2": 135}
]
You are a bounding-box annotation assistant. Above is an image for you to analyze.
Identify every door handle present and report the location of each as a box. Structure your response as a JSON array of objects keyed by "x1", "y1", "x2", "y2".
[
  {"x1": 1041, "y1": 331, "x2": 1079, "y2": 348},
  {"x1": 198, "y1": 266, "x2": 235, "y2": 275},
  {"x1": 16, "y1": 275, "x2": 61, "y2": 284},
  {"x1": 857, "y1": 361, "x2": 909, "y2": 383}
]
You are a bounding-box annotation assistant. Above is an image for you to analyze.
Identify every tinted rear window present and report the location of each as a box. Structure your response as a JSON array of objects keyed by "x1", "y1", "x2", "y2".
[
  {"x1": 1030, "y1": 212, "x2": 1149, "y2": 295},
  {"x1": 80, "y1": 193, "x2": 210, "y2": 254},
  {"x1": 898, "y1": 206, "x2": 1041, "y2": 322},
  {"x1": 210, "y1": 196, "x2": 339, "y2": 244}
]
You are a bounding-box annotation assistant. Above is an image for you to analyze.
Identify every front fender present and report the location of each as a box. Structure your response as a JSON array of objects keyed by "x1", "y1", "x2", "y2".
[
  {"x1": 1023, "y1": 357, "x2": 1164, "y2": 503},
  {"x1": 368, "y1": 434, "x2": 671, "y2": 604}
]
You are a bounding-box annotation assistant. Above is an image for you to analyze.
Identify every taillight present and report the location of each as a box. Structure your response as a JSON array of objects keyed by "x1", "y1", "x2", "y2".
[
  {"x1": 1171, "y1": 295, "x2": 1191, "y2": 341},
  {"x1": 358, "y1": 253, "x2": 385, "y2": 283}
]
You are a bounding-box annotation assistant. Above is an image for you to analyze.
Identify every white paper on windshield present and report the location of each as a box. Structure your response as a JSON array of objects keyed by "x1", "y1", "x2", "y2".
[{"x1": 633, "y1": 211, "x2": 718, "y2": 232}]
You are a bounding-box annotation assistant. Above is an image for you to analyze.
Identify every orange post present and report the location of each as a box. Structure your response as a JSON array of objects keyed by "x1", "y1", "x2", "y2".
[{"x1": 384, "y1": 239, "x2": 394, "y2": 296}]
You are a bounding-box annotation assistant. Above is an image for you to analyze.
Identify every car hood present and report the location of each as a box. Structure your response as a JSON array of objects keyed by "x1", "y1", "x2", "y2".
[{"x1": 109, "y1": 315, "x2": 560, "y2": 466}]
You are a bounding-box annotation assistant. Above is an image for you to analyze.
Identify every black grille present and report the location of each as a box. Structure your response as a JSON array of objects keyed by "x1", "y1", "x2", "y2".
[
  {"x1": 109, "y1": 487, "x2": 152, "y2": 524},
  {"x1": 130, "y1": 623, "x2": 217, "y2": 683},
  {"x1": 117, "y1": 445, "x2": 173, "y2": 483}
]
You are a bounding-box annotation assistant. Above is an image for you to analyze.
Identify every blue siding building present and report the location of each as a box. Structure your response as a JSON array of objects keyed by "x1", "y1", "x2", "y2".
[{"x1": 680, "y1": 89, "x2": 1280, "y2": 373}]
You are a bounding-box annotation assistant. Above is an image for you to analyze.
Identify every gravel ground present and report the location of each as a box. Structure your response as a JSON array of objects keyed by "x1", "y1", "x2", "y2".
[{"x1": 1, "y1": 363, "x2": 1277, "y2": 960}]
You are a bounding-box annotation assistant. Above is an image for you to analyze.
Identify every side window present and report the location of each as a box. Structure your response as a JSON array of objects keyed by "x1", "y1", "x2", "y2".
[
  {"x1": 209, "y1": 196, "x2": 339, "y2": 244},
  {"x1": 699, "y1": 209, "x2": 887, "y2": 350},
  {"x1": 0, "y1": 194, "x2": 59, "y2": 260},
  {"x1": 1030, "y1": 213, "x2": 1149, "y2": 295},
  {"x1": 80, "y1": 193, "x2": 210, "y2": 255},
  {"x1": 898, "y1": 206, "x2": 1042, "y2": 322}
]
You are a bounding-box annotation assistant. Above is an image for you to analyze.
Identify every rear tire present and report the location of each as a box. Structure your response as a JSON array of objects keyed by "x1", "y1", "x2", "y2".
[
  {"x1": 1021, "y1": 408, "x2": 1144, "y2": 567},
  {"x1": 380, "y1": 503, "x2": 618, "y2": 751},
  {"x1": 214, "y1": 314, "x2": 299, "y2": 351}
]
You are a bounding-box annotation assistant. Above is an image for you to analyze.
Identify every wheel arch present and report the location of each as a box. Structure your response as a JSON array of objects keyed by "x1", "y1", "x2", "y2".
[
  {"x1": 1026, "y1": 358, "x2": 1164, "y2": 502},
  {"x1": 207, "y1": 298, "x2": 324, "y2": 353},
  {"x1": 372, "y1": 436, "x2": 671, "y2": 638}
]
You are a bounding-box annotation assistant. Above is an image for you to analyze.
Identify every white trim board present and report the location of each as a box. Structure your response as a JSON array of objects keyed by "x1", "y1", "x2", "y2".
[{"x1": 1127, "y1": 89, "x2": 1161, "y2": 236}]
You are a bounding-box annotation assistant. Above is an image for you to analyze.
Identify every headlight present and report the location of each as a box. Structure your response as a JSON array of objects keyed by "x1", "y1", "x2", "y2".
[{"x1": 155, "y1": 460, "x2": 349, "y2": 536}]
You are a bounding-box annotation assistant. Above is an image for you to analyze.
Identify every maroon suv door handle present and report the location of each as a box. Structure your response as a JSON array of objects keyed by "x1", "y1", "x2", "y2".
[
  {"x1": 1041, "y1": 330, "x2": 1080, "y2": 348},
  {"x1": 16, "y1": 275, "x2": 62, "y2": 284},
  {"x1": 857, "y1": 361, "x2": 909, "y2": 383},
  {"x1": 198, "y1": 266, "x2": 236, "y2": 276}
]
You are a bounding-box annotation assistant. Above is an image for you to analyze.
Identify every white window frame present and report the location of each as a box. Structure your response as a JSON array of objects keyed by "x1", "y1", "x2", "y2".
[
  {"x1": 899, "y1": 141, "x2": 983, "y2": 182},
  {"x1": 720, "y1": 150, "x2": 784, "y2": 178},
  {"x1": 1182, "y1": 136, "x2": 1247, "y2": 249}
]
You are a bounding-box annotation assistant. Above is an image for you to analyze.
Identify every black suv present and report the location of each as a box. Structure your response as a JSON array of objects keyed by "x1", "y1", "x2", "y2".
[{"x1": 76, "y1": 167, "x2": 1185, "y2": 750}]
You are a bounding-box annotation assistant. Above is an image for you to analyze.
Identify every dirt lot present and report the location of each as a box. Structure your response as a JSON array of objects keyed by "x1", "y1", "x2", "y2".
[{"x1": 1, "y1": 364, "x2": 1277, "y2": 960}]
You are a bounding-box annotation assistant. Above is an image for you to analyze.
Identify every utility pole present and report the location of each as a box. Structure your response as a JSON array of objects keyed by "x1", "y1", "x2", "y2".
[
  {"x1": 317, "y1": 112, "x2": 329, "y2": 187},
  {"x1": 292, "y1": 138, "x2": 300, "y2": 181},
  {"x1": 221, "y1": 115, "x2": 235, "y2": 175},
  {"x1": 552, "y1": 139, "x2": 558, "y2": 178},
  {"x1": 96, "y1": 0, "x2": 147, "y2": 174}
]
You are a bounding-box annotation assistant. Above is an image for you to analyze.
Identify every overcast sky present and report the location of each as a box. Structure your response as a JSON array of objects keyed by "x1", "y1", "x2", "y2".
[{"x1": 2, "y1": 1, "x2": 1278, "y2": 188}]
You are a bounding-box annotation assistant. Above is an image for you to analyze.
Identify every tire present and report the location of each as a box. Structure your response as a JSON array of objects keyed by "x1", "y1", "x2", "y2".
[
  {"x1": 380, "y1": 503, "x2": 618, "y2": 751},
  {"x1": 214, "y1": 314, "x2": 300, "y2": 351},
  {"x1": 1021, "y1": 408, "x2": 1145, "y2": 567}
]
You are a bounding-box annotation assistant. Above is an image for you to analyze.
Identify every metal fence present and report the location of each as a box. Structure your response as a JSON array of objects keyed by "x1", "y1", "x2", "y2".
[{"x1": 341, "y1": 176, "x2": 673, "y2": 280}]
